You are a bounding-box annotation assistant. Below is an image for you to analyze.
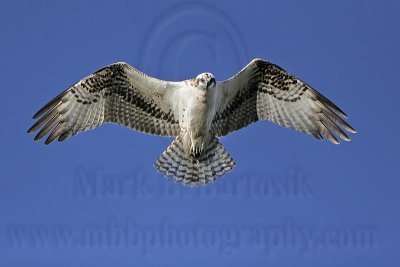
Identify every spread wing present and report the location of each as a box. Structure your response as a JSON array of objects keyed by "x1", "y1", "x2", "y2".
[
  {"x1": 212, "y1": 58, "x2": 356, "y2": 144},
  {"x1": 28, "y1": 62, "x2": 182, "y2": 144}
]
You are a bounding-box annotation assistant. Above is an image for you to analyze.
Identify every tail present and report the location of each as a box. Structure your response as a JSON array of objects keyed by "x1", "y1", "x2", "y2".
[{"x1": 154, "y1": 135, "x2": 235, "y2": 187}]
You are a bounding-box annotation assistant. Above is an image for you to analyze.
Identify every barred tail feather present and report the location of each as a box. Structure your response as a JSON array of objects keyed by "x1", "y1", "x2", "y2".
[{"x1": 154, "y1": 135, "x2": 235, "y2": 187}]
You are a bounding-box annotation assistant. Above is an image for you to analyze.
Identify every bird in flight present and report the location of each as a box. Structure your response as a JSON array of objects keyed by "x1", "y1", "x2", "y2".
[{"x1": 28, "y1": 58, "x2": 356, "y2": 186}]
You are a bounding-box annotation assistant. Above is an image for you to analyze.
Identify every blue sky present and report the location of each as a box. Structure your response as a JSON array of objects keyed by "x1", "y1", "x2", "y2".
[{"x1": 0, "y1": 0, "x2": 399, "y2": 266}]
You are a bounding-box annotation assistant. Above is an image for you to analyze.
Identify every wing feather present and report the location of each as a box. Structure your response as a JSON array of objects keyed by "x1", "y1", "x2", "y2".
[
  {"x1": 28, "y1": 62, "x2": 181, "y2": 144},
  {"x1": 213, "y1": 59, "x2": 355, "y2": 143}
]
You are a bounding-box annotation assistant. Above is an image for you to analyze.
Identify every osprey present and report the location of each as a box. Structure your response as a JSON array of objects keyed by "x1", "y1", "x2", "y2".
[{"x1": 28, "y1": 58, "x2": 356, "y2": 186}]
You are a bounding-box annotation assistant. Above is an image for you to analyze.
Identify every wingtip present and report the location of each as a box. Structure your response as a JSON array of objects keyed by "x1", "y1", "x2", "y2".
[
  {"x1": 342, "y1": 117, "x2": 356, "y2": 133},
  {"x1": 58, "y1": 133, "x2": 69, "y2": 142},
  {"x1": 44, "y1": 139, "x2": 52, "y2": 145},
  {"x1": 333, "y1": 140, "x2": 340, "y2": 145}
]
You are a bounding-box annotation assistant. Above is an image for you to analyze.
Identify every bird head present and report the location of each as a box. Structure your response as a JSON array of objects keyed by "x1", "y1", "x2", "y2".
[{"x1": 195, "y1": 73, "x2": 216, "y2": 90}]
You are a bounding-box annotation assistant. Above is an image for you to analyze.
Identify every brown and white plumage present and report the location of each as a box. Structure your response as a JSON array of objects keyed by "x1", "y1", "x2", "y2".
[
  {"x1": 28, "y1": 58, "x2": 355, "y2": 187},
  {"x1": 28, "y1": 62, "x2": 181, "y2": 144},
  {"x1": 154, "y1": 135, "x2": 235, "y2": 187},
  {"x1": 212, "y1": 59, "x2": 356, "y2": 143}
]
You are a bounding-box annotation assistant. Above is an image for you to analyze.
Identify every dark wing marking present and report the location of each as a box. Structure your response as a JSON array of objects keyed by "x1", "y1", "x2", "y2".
[
  {"x1": 212, "y1": 59, "x2": 356, "y2": 144},
  {"x1": 28, "y1": 62, "x2": 181, "y2": 144}
]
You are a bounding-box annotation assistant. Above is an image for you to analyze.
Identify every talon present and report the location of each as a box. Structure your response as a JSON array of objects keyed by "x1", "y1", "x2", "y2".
[
  {"x1": 190, "y1": 145, "x2": 202, "y2": 158},
  {"x1": 189, "y1": 145, "x2": 195, "y2": 157}
]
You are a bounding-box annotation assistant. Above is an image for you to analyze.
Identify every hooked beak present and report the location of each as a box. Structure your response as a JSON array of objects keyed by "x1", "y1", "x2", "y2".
[{"x1": 207, "y1": 78, "x2": 216, "y2": 88}]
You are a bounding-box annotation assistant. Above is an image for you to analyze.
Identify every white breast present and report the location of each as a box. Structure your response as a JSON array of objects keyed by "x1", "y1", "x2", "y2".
[{"x1": 175, "y1": 84, "x2": 218, "y2": 135}]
